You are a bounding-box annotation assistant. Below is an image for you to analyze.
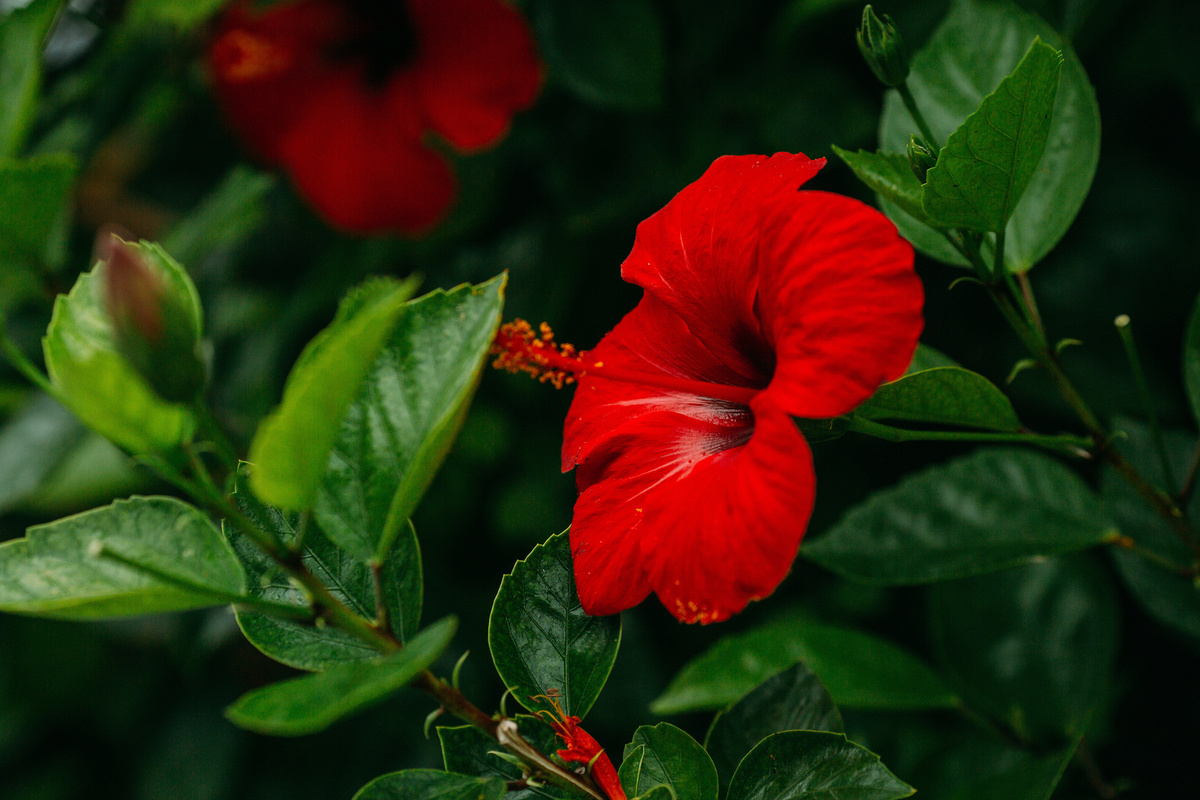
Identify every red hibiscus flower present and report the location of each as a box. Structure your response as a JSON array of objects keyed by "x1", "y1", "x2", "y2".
[
  {"x1": 209, "y1": 0, "x2": 541, "y2": 233},
  {"x1": 495, "y1": 152, "x2": 923, "y2": 624}
]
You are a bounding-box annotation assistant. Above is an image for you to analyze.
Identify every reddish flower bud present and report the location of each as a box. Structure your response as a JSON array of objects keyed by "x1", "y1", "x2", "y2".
[{"x1": 536, "y1": 694, "x2": 627, "y2": 800}]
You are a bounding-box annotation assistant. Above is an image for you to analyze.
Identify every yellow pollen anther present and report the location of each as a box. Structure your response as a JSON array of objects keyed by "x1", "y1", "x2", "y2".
[{"x1": 491, "y1": 319, "x2": 583, "y2": 390}]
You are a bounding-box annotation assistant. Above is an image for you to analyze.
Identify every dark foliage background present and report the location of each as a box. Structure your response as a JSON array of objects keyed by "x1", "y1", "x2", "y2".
[{"x1": 0, "y1": 0, "x2": 1196, "y2": 797}]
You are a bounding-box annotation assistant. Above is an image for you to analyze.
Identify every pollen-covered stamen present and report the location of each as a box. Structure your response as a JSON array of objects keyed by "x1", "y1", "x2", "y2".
[{"x1": 492, "y1": 318, "x2": 761, "y2": 406}]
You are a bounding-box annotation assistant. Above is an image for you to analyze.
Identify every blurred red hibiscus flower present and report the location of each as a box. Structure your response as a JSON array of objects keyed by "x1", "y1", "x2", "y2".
[
  {"x1": 209, "y1": 0, "x2": 541, "y2": 233},
  {"x1": 495, "y1": 152, "x2": 923, "y2": 624}
]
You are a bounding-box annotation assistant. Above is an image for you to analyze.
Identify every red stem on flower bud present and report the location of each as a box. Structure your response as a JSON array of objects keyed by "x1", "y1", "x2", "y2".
[{"x1": 492, "y1": 319, "x2": 759, "y2": 406}]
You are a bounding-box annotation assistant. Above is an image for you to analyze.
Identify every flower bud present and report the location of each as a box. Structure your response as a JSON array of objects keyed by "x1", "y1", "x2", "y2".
[
  {"x1": 857, "y1": 5, "x2": 909, "y2": 87},
  {"x1": 102, "y1": 236, "x2": 207, "y2": 403},
  {"x1": 907, "y1": 134, "x2": 938, "y2": 183}
]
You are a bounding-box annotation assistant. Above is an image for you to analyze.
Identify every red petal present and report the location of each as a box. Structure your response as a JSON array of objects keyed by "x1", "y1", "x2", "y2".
[
  {"x1": 757, "y1": 191, "x2": 923, "y2": 418},
  {"x1": 408, "y1": 0, "x2": 542, "y2": 151}
]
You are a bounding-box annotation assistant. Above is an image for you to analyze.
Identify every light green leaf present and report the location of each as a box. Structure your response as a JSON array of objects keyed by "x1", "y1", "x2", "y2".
[
  {"x1": 315, "y1": 275, "x2": 506, "y2": 562},
  {"x1": 803, "y1": 448, "x2": 1118, "y2": 585},
  {"x1": 123, "y1": 0, "x2": 229, "y2": 30},
  {"x1": 0, "y1": 0, "x2": 64, "y2": 157},
  {"x1": 705, "y1": 663, "x2": 843, "y2": 788},
  {"x1": 225, "y1": 616, "x2": 456, "y2": 736},
  {"x1": 930, "y1": 556, "x2": 1118, "y2": 739},
  {"x1": 922, "y1": 39, "x2": 1063, "y2": 233},
  {"x1": 353, "y1": 770, "x2": 507, "y2": 800},
  {"x1": 43, "y1": 246, "x2": 198, "y2": 453},
  {"x1": 879, "y1": 0, "x2": 1100, "y2": 271},
  {"x1": 0, "y1": 153, "x2": 76, "y2": 269},
  {"x1": 488, "y1": 530, "x2": 621, "y2": 719},
  {"x1": 247, "y1": 279, "x2": 414, "y2": 510},
  {"x1": 0, "y1": 496, "x2": 245, "y2": 618},
  {"x1": 726, "y1": 731, "x2": 913, "y2": 800},
  {"x1": 831, "y1": 147, "x2": 934, "y2": 228},
  {"x1": 855, "y1": 366, "x2": 1021, "y2": 431},
  {"x1": 651, "y1": 612, "x2": 956, "y2": 715},
  {"x1": 618, "y1": 724, "x2": 718, "y2": 800}
]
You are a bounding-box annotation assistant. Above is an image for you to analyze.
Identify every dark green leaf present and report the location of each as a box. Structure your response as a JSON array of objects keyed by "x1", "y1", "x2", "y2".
[
  {"x1": 1184, "y1": 292, "x2": 1200, "y2": 429},
  {"x1": 230, "y1": 475, "x2": 422, "y2": 670},
  {"x1": 855, "y1": 366, "x2": 1021, "y2": 431},
  {"x1": 353, "y1": 770, "x2": 507, "y2": 800},
  {"x1": 438, "y1": 718, "x2": 570, "y2": 800},
  {"x1": 651, "y1": 612, "x2": 956, "y2": 715},
  {"x1": 1103, "y1": 419, "x2": 1200, "y2": 638},
  {"x1": 726, "y1": 731, "x2": 913, "y2": 800},
  {"x1": 831, "y1": 147, "x2": 934, "y2": 227},
  {"x1": 0, "y1": 393, "x2": 83, "y2": 514},
  {"x1": 43, "y1": 245, "x2": 198, "y2": 453},
  {"x1": 316, "y1": 275, "x2": 506, "y2": 562},
  {"x1": 944, "y1": 742, "x2": 1077, "y2": 800},
  {"x1": 161, "y1": 167, "x2": 275, "y2": 267},
  {"x1": 803, "y1": 448, "x2": 1117, "y2": 585},
  {"x1": 0, "y1": 154, "x2": 76, "y2": 269},
  {"x1": 123, "y1": 0, "x2": 229, "y2": 30},
  {"x1": 632, "y1": 789, "x2": 674, "y2": 800},
  {"x1": 247, "y1": 279, "x2": 413, "y2": 510},
  {"x1": 534, "y1": 0, "x2": 665, "y2": 110},
  {"x1": 705, "y1": 663, "x2": 843, "y2": 788},
  {"x1": 225, "y1": 615, "x2": 456, "y2": 736},
  {"x1": 879, "y1": 0, "x2": 1100, "y2": 270},
  {"x1": 0, "y1": 0, "x2": 64, "y2": 157},
  {"x1": 488, "y1": 530, "x2": 621, "y2": 719},
  {"x1": 0, "y1": 496, "x2": 245, "y2": 618},
  {"x1": 922, "y1": 39, "x2": 1063, "y2": 233},
  {"x1": 904, "y1": 343, "x2": 959, "y2": 375},
  {"x1": 929, "y1": 556, "x2": 1119, "y2": 739},
  {"x1": 618, "y1": 723, "x2": 718, "y2": 800}
]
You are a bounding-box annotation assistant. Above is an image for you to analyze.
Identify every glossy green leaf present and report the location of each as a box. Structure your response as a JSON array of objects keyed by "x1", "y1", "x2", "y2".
[
  {"x1": 855, "y1": 366, "x2": 1021, "y2": 431},
  {"x1": 229, "y1": 479, "x2": 422, "y2": 670},
  {"x1": 43, "y1": 246, "x2": 198, "y2": 453},
  {"x1": 0, "y1": 496, "x2": 245, "y2": 618},
  {"x1": 705, "y1": 663, "x2": 843, "y2": 788},
  {"x1": 0, "y1": 0, "x2": 64, "y2": 157},
  {"x1": 353, "y1": 770, "x2": 506, "y2": 800},
  {"x1": 316, "y1": 275, "x2": 506, "y2": 562},
  {"x1": 922, "y1": 39, "x2": 1063, "y2": 233},
  {"x1": 619, "y1": 723, "x2": 718, "y2": 800},
  {"x1": 534, "y1": 0, "x2": 665, "y2": 110},
  {"x1": 726, "y1": 731, "x2": 913, "y2": 800},
  {"x1": 0, "y1": 393, "x2": 83, "y2": 514},
  {"x1": 1184, "y1": 292, "x2": 1200, "y2": 429},
  {"x1": 1103, "y1": 419, "x2": 1200, "y2": 638},
  {"x1": 438, "y1": 717, "x2": 571, "y2": 800},
  {"x1": 929, "y1": 556, "x2": 1118, "y2": 740},
  {"x1": 944, "y1": 742, "x2": 1076, "y2": 800},
  {"x1": 225, "y1": 616, "x2": 456, "y2": 736},
  {"x1": 161, "y1": 167, "x2": 275, "y2": 267},
  {"x1": 247, "y1": 279, "x2": 414, "y2": 510},
  {"x1": 803, "y1": 448, "x2": 1118, "y2": 585},
  {"x1": 831, "y1": 147, "x2": 934, "y2": 228},
  {"x1": 488, "y1": 530, "x2": 621, "y2": 719},
  {"x1": 879, "y1": 0, "x2": 1100, "y2": 270},
  {"x1": 0, "y1": 154, "x2": 76, "y2": 269},
  {"x1": 651, "y1": 612, "x2": 956, "y2": 715}
]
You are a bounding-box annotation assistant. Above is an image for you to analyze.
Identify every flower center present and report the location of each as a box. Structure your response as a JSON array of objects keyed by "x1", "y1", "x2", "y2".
[
  {"x1": 492, "y1": 319, "x2": 761, "y2": 407},
  {"x1": 335, "y1": 0, "x2": 419, "y2": 89}
]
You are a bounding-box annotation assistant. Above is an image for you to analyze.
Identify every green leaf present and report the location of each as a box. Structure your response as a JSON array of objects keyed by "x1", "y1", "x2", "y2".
[
  {"x1": 488, "y1": 530, "x2": 621, "y2": 719},
  {"x1": 929, "y1": 556, "x2": 1118, "y2": 740},
  {"x1": 161, "y1": 167, "x2": 275, "y2": 268},
  {"x1": 879, "y1": 0, "x2": 1100, "y2": 270},
  {"x1": 533, "y1": 0, "x2": 665, "y2": 110},
  {"x1": 0, "y1": 154, "x2": 76, "y2": 269},
  {"x1": 0, "y1": 393, "x2": 83, "y2": 514},
  {"x1": 353, "y1": 770, "x2": 507, "y2": 800},
  {"x1": 831, "y1": 147, "x2": 934, "y2": 228},
  {"x1": 922, "y1": 39, "x2": 1063, "y2": 233},
  {"x1": 1184, "y1": 292, "x2": 1200, "y2": 429},
  {"x1": 123, "y1": 0, "x2": 229, "y2": 30},
  {"x1": 1103, "y1": 419, "x2": 1200, "y2": 638},
  {"x1": 229, "y1": 484, "x2": 423, "y2": 669},
  {"x1": 225, "y1": 615, "x2": 456, "y2": 736},
  {"x1": 705, "y1": 663, "x2": 843, "y2": 788},
  {"x1": 803, "y1": 448, "x2": 1118, "y2": 585},
  {"x1": 618, "y1": 723, "x2": 718, "y2": 800},
  {"x1": 43, "y1": 246, "x2": 198, "y2": 453},
  {"x1": 315, "y1": 275, "x2": 506, "y2": 562},
  {"x1": 904, "y1": 343, "x2": 959, "y2": 375},
  {"x1": 0, "y1": 0, "x2": 64, "y2": 158},
  {"x1": 726, "y1": 731, "x2": 913, "y2": 800},
  {"x1": 247, "y1": 278, "x2": 414, "y2": 510},
  {"x1": 944, "y1": 742, "x2": 1077, "y2": 800},
  {"x1": 651, "y1": 612, "x2": 956, "y2": 715},
  {"x1": 439, "y1": 717, "x2": 571, "y2": 800},
  {"x1": 855, "y1": 366, "x2": 1021, "y2": 431},
  {"x1": 0, "y1": 496, "x2": 245, "y2": 618}
]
